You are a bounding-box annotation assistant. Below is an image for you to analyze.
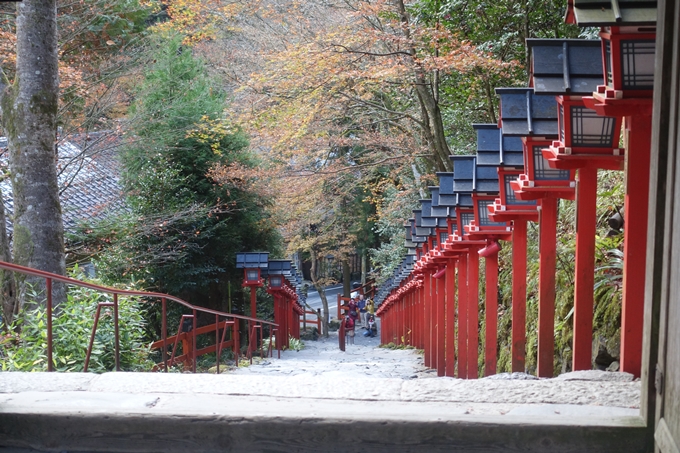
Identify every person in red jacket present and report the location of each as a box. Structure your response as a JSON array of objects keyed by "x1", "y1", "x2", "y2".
[{"x1": 344, "y1": 315, "x2": 355, "y2": 345}]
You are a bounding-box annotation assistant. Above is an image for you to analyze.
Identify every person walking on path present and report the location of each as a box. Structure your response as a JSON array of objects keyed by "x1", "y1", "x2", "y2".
[
  {"x1": 348, "y1": 297, "x2": 359, "y2": 324},
  {"x1": 344, "y1": 315, "x2": 355, "y2": 345},
  {"x1": 366, "y1": 297, "x2": 375, "y2": 317},
  {"x1": 357, "y1": 294, "x2": 368, "y2": 329}
]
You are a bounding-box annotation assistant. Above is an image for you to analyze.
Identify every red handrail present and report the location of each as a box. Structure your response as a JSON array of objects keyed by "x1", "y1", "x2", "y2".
[{"x1": 0, "y1": 260, "x2": 280, "y2": 372}]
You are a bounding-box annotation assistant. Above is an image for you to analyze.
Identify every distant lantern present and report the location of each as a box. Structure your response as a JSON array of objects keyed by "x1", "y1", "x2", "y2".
[{"x1": 236, "y1": 252, "x2": 269, "y2": 285}]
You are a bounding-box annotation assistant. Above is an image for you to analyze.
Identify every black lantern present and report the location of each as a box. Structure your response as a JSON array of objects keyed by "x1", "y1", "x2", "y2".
[
  {"x1": 267, "y1": 260, "x2": 292, "y2": 289},
  {"x1": 269, "y1": 275, "x2": 284, "y2": 289},
  {"x1": 236, "y1": 252, "x2": 269, "y2": 285},
  {"x1": 496, "y1": 87, "x2": 576, "y2": 199},
  {"x1": 566, "y1": 0, "x2": 656, "y2": 97},
  {"x1": 527, "y1": 39, "x2": 625, "y2": 169}
]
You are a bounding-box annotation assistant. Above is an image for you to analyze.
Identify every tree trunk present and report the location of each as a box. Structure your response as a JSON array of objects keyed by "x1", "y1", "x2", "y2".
[
  {"x1": 396, "y1": 0, "x2": 452, "y2": 172},
  {"x1": 0, "y1": 189, "x2": 16, "y2": 330},
  {"x1": 342, "y1": 259, "x2": 351, "y2": 298},
  {"x1": 0, "y1": 0, "x2": 66, "y2": 308},
  {"x1": 309, "y1": 248, "x2": 329, "y2": 338}
]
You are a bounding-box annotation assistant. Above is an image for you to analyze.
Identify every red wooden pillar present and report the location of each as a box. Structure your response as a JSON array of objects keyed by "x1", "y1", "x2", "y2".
[
  {"x1": 428, "y1": 272, "x2": 437, "y2": 368},
  {"x1": 484, "y1": 250, "x2": 498, "y2": 376},
  {"x1": 401, "y1": 296, "x2": 406, "y2": 344},
  {"x1": 273, "y1": 294, "x2": 280, "y2": 346},
  {"x1": 250, "y1": 285, "x2": 257, "y2": 318},
  {"x1": 467, "y1": 249, "x2": 480, "y2": 379},
  {"x1": 423, "y1": 272, "x2": 431, "y2": 366},
  {"x1": 436, "y1": 272, "x2": 446, "y2": 376},
  {"x1": 538, "y1": 198, "x2": 558, "y2": 377},
  {"x1": 512, "y1": 219, "x2": 528, "y2": 373},
  {"x1": 573, "y1": 168, "x2": 598, "y2": 371},
  {"x1": 446, "y1": 259, "x2": 457, "y2": 376},
  {"x1": 457, "y1": 253, "x2": 468, "y2": 378},
  {"x1": 620, "y1": 114, "x2": 651, "y2": 378},
  {"x1": 414, "y1": 288, "x2": 420, "y2": 347},
  {"x1": 404, "y1": 290, "x2": 416, "y2": 345}
]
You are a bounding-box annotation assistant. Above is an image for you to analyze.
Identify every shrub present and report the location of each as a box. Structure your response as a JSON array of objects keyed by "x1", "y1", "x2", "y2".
[{"x1": 0, "y1": 272, "x2": 154, "y2": 372}]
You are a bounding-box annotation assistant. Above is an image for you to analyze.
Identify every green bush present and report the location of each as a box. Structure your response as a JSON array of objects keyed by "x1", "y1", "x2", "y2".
[{"x1": 0, "y1": 272, "x2": 154, "y2": 372}]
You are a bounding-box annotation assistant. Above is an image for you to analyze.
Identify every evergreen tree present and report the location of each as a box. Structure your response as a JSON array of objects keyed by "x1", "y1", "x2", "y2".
[{"x1": 77, "y1": 35, "x2": 281, "y2": 311}]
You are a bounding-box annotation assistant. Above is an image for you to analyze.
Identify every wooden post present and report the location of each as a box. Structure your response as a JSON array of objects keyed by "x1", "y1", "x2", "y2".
[
  {"x1": 429, "y1": 271, "x2": 437, "y2": 369},
  {"x1": 436, "y1": 272, "x2": 446, "y2": 376},
  {"x1": 446, "y1": 259, "x2": 457, "y2": 376},
  {"x1": 573, "y1": 168, "x2": 598, "y2": 371},
  {"x1": 467, "y1": 249, "x2": 480, "y2": 379},
  {"x1": 512, "y1": 220, "x2": 528, "y2": 373},
  {"x1": 621, "y1": 114, "x2": 652, "y2": 378},
  {"x1": 538, "y1": 198, "x2": 558, "y2": 377},
  {"x1": 484, "y1": 251, "x2": 499, "y2": 376},
  {"x1": 458, "y1": 253, "x2": 468, "y2": 378},
  {"x1": 424, "y1": 272, "x2": 432, "y2": 367}
]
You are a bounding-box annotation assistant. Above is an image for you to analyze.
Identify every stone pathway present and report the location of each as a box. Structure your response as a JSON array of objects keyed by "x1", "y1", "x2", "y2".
[
  {"x1": 231, "y1": 329, "x2": 428, "y2": 380},
  {"x1": 228, "y1": 331, "x2": 641, "y2": 413}
]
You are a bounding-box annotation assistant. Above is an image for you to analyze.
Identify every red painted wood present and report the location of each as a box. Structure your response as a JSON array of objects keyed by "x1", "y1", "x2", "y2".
[
  {"x1": 512, "y1": 220, "x2": 528, "y2": 373},
  {"x1": 484, "y1": 251, "x2": 498, "y2": 376},
  {"x1": 620, "y1": 114, "x2": 652, "y2": 378},
  {"x1": 429, "y1": 272, "x2": 437, "y2": 369},
  {"x1": 424, "y1": 272, "x2": 432, "y2": 367},
  {"x1": 437, "y1": 274, "x2": 446, "y2": 376},
  {"x1": 538, "y1": 198, "x2": 558, "y2": 378},
  {"x1": 458, "y1": 253, "x2": 468, "y2": 378},
  {"x1": 573, "y1": 167, "x2": 598, "y2": 371},
  {"x1": 446, "y1": 259, "x2": 457, "y2": 377},
  {"x1": 467, "y1": 250, "x2": 480, "y2": 379}
]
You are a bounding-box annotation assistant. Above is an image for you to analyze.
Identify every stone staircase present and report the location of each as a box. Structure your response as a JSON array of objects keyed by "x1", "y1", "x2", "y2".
[{"x1": 0, "y1": 334, "x2": 648, "y2": 452}]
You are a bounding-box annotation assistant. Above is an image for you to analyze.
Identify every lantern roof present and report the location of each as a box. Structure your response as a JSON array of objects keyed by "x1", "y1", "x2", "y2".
[
  {"x1": 236, "y1": 252, "x2": 270, "y2": 269},
  {"x1": 451, "y1": 155, "x2": 500, "y2": 195},
  {"x1": 496, "y1": 88, "x2": 559, "y2": 138},
  {"x1": 473, "y1": 124, "x2": 524, "y2": 168},
  {"x1": 429, "y1": 187, "x2": 450, "y2": 218},
  {"x1": 566, "y1": 0, "x2": 657, "y2": 27},
  {"x1": 528, "y1": 39, "x2": 604, "y2": 95},
  {"x1": 436, "y1": 172, "x2": 459, "y2": 207},
  {"x1": 451, "y1": 155, "x2": 475, "y2": 192},
  {"x1": 419, "y1": 199, "x2": 438, "y2": 228},
  {"x1": 409, "y1": 217, "x2": 429, "y2": 242},
  {"x1": 267, "y1": 259, "x2": 292, "y2": 275}
]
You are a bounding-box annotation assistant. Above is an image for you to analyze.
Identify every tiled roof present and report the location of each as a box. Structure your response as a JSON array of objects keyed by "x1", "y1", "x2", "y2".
[{"x1": 0, "y1": 132, "x2": 127, "y2": 232}]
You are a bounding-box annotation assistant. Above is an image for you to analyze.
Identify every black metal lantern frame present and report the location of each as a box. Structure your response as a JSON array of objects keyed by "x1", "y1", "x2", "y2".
[
  {"x1": 564, "y1": 0, "x2": 656, "y2": 98},
  {"x1": 236, "y1": 252, "x2": 269, "y2": 285}
]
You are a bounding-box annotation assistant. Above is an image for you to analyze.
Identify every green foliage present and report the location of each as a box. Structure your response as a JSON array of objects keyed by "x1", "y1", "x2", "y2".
[
  {"x1": 0, "y1": 270, "x2": 153, "y2": 372},
  {"x1": 71, "y1": 34, "x2": 281, "y2": 310}
]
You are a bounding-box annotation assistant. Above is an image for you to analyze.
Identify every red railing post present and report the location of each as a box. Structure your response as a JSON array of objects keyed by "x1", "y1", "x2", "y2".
[
  {"x1": 46, "y1": 277, "x2": 53, "y2": 372},
  {"x1": 162, "y1": 297, "x2": 168, "y2": 372},
  {"x1": 234, "y1": 319, "x2": 240, "y2": 366},
  {"x1": 192, "y1": 309, "x2": 197, "y2": 373},
  {"x1": 215, "y1": 314, "x2": 220, "y2": 374},
  {"x1": 113, "y1": 293, "x2": 120, "y2": 371}
]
